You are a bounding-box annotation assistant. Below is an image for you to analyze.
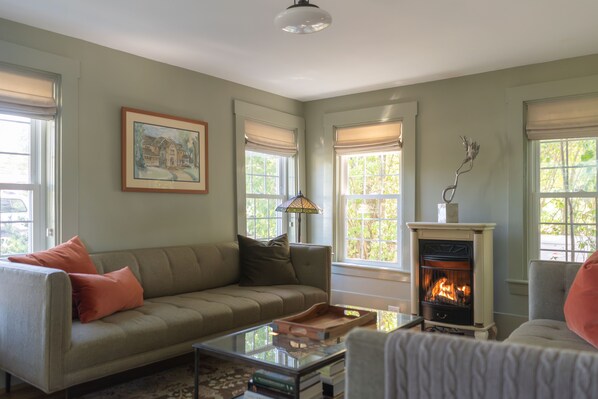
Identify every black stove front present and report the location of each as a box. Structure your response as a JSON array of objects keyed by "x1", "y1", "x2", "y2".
[{"x1": 418, "y1": 239, "x2": 474, "y2": 326}]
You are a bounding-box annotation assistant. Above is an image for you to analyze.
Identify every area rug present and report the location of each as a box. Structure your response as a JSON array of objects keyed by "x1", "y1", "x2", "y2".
[{"x1": 80, "y1": 356, "x2": 255, "y2": 399}]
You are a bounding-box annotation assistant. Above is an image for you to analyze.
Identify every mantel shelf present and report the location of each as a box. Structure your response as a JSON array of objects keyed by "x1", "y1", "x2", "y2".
[{"x1": 407, "y1": 222, "x2": 496, "y2": 231}]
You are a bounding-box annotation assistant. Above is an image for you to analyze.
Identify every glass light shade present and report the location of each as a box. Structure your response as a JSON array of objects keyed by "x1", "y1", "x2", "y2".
[
  {"x1": 274, "y1": 4, "x2": 332, "y2": 34},
  {"x1": 275, "y1": 191, "x2": 322, "y2": 214}
]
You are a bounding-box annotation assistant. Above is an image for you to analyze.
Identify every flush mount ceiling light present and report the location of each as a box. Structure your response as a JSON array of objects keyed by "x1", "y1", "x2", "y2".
[{"x1": 274, "y1": 0, "x2": 332, "y2": 34}]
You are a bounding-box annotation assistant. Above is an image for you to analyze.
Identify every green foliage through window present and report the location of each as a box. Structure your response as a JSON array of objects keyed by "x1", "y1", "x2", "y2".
[
  {"x1": 537, "y1": 138, "x2": 598, "y2": 262},
  {"x1": 245, "y1": 151, "x2": 287, "y2": 241},
  {"x1": 0, "y1": 114, "x2": 35, "y2": 256},
  {"x1": 342, "y1": 152, "x2": 400, "y2": 265}
]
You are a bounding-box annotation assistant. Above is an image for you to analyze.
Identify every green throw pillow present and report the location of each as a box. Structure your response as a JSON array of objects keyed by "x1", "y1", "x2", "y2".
[{"x1": 237, "y1": 233, "x2": 299, "y2": 286}]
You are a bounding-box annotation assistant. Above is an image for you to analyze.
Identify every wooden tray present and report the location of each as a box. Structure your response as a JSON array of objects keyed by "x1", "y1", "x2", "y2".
[{"x1": 271, "y1": 303, "x2": 377, "y2": 340}]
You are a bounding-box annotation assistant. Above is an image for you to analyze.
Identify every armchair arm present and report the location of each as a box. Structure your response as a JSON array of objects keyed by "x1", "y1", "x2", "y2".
[
  {"x1": 0, "y1": 261, "x2": 72, "y2": 393},
  {"x1": 345, "y1": 328, "x2": 388, "y2": 399},
  {"x1": 290, "y1": 244, "x2": 332, "y2": 299}
]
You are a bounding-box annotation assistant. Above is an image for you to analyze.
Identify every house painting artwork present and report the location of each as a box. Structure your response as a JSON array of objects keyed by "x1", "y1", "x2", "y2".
[{"x1": 133, "y1": 122, "x2": 200, "y2": 183}]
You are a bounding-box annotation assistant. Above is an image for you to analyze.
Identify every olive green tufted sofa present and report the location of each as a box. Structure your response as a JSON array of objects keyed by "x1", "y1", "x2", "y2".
[{"x1": 0, "y1": 241, "x2": 331, "y2": 393}]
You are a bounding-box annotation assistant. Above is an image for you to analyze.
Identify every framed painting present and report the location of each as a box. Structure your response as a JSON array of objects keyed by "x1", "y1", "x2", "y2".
[{"x1": 121, "y1": 107, "x2": 208, "y2": 194}]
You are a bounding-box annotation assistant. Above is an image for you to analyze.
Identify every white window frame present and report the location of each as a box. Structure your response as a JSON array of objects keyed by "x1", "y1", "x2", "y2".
[
  {"x1": 234, "y1": 100, "x2": 305, "y2": 241},
  {"x1": 527, "y1": 137, "x2": 598, "y2": 263},
  {"x1": 325, "y1": 101, "x2": 417, "y2": 272},
  {"x1": 338, "y1": 152, "x2": 401, "y2": 267},
  {"x1": 506, "y1": 74, "x2": 598, "y2": 294},
  {"x1": 244, "y1": 150, "x2": 290, "y2": 240},
  {"x1": 0, "y1": 40, "x2": 80, "y2": 246},
  {"x1": 0, "y1": 117, "x2": 50, "y2": 254}
]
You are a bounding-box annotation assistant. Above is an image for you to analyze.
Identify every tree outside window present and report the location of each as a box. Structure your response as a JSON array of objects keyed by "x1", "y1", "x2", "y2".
[
  {"x1": 342, "y1": 152, "x2": 400, "y2": 266},
  {"x1": 0, "y1": 114, "x2": 41, "y2": 256},
  {"x1": 245, "y1": 151, "x2": 288, "y2": 240},
  {"x1": 536, "y1": 137, "x2": 598, "y2": 262}
]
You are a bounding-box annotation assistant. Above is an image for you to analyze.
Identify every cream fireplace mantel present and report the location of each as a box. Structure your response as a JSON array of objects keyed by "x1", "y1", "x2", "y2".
[{"x1": 407, "y1": 222, "x2": 496, "y2": 339}]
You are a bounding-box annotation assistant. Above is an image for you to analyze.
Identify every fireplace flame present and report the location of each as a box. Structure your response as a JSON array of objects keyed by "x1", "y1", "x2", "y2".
[{"x1": 428, "y1": 277, "x2": 471, "y2": 304}]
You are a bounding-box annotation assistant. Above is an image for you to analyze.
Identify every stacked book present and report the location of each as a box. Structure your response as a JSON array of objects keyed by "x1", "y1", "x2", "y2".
[
  {"x1": 320, "y1": 360, "x2": 345, "y2": 399},
  {"x1": 245, "y1": 369, "x2": 323, "y2": 399}
]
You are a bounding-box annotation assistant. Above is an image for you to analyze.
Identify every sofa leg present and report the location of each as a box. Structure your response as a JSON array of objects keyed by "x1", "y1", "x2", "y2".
[{"x1": 5, "y1": 372, "x2": 10, "y2": 393}]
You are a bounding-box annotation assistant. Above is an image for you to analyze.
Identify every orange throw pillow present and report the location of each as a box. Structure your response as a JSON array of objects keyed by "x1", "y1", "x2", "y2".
[
  {"x1": 69, "y1": 267, "x2": 144, "y2": 323},
  {"x1": 8, "y1": 236, "x2": 97, "y2": 274},
  {"x1": 564, "y1": 252, "x2": 598, "y2": 349}
]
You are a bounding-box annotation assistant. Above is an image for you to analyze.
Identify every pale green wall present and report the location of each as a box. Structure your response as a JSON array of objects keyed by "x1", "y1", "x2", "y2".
[
  {"x1": 304, "y1": 54, "x2": 598, "y2": 317},
  {"x1": 0, "y1": 18, "x2": 303, "y2": 252},
  {"x1": 3, "y1": 17, "x2": 598, "y2": 319}
]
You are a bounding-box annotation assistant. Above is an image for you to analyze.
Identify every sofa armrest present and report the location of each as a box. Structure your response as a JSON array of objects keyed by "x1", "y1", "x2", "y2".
[
  {"x1": 345, "y1": 328, "x2": 388, "y2": 399},
  {"x1": 290, "y1": 244, "x2": 331, "y2": 299},
  {"x1": 0, "y1": 261, "x2": 72, "y2": 393},
  {"x1": 528, "y1": 260, "x2": 581, "y2": 321}
]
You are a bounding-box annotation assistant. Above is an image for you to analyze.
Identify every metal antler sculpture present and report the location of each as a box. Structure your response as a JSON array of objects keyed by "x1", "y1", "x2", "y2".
[{"x1": 442, "y1": 136, "x2": 480, "y2": 204}]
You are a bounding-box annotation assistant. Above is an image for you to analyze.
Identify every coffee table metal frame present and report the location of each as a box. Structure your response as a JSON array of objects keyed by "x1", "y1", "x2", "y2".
[{"x1": 192, "y1": 310, "x2": 423, "y2": 399}]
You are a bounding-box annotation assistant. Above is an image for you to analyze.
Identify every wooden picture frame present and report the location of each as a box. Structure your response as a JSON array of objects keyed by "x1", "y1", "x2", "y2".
[{"x1": 121, "y1": 107, "x2": 208, "y2": 194}]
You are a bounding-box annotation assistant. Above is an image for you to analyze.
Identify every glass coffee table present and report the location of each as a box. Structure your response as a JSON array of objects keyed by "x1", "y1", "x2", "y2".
[{"x1": 192, "y1": 307, "x2": 423, "y2": 399}]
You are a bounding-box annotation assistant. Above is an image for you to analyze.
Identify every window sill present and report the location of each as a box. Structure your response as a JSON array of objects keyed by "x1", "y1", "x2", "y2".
[{"x1": 332, "y1": 262, "x2": 410, "y2": 283}]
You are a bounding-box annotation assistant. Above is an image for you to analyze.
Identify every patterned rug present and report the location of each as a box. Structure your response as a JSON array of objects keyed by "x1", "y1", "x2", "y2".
[{"x1": 80, "y1": 356, "x2": 255, "y2": 399}]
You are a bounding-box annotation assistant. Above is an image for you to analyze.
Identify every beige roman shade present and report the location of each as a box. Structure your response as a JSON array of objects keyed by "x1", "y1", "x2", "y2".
[
  {"x1": 244, "y1": 119, "x2": 297, "y2": 156},
  {"x1": 334, "y1": 121, "x2": 402, "y2": 155},
  {"x1": 526, "y1": 95, "x2": 598, "y2": 140},
  {"x1": 0, "y1": 68, "x2": 57, "y2": 120}
]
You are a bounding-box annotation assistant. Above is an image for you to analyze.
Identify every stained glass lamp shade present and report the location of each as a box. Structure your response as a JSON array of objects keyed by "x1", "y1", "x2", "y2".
[{"x1": 275, "y1": 191, "x2": 322, "y2": 243}]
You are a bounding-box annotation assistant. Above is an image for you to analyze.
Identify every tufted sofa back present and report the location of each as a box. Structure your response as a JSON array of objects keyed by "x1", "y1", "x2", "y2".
[{"x1": 89, "y1": 242, "x2": 240, "y2": 299}]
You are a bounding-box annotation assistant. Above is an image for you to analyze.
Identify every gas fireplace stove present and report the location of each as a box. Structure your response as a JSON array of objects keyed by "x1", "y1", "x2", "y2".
[{"x1": 407, "y1": 222, "x2": 496, "y2": 340}]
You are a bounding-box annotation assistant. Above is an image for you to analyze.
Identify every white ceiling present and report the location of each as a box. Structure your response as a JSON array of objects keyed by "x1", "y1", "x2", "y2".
[{"x1": 1, "y1": 0, "x2": 598, "y2": 101}]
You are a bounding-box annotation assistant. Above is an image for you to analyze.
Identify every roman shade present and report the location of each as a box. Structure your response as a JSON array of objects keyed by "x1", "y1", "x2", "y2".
[
  {"x1": 526, "y1": 95, "x2": 598, "y2": 140},
  {"x1": 0, "y1": 68, "x2": 57, "y2": 120},
  {"x1": 334, "y1": 121, "x2": 402, "y2": 155},
  {"x1": 244, "y1": 119, "x2": 297, "y2": 156}
]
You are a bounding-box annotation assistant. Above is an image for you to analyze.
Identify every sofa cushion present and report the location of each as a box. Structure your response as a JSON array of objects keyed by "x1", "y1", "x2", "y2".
[
  {"x1": 65, "y1": 283, "x2": 328, "y2": 372},
  {"x1": 564, "y1": 253, "x2": 598, "y2": 349},
  {"x1": 206, "y1": 284, "x2": 327, "y2": 319},
  {"x1": 238, "y1": 234, "x2": 299, "y2": 286},
  {"x1": 506, "y1": 319, "x2": 597, "y2": 351},
  {"x1": 9, "y1": 236, "x2": 97, "y2": 274},
  {"x1": 69, "y1": 267, "x2": 144, "y2": 323}
]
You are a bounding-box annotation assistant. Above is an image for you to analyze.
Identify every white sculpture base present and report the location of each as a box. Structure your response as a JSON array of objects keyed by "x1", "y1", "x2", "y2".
[{"x1": 438, "y1": 203, "x2": 459, "y2": 223}]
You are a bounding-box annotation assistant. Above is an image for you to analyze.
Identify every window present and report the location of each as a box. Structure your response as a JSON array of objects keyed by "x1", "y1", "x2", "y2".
[
  {"x1": 340, "y1": 152, "x2": 400, "y2": 264},
  {"x1": 234, "y1": 100, "x2": 305, "y2": 242},
  {"x1": 0, "y1": 67, "x2": 58, "y2": 256},
  {"x1": 325, "y1": 102, "x2": 416, "y2": 271},
  {"x1": 527, "y1": 95, "x2": 598, "y2": 262},
  {"x1": 335, "y1": 122, "x2": 403, "y2": 267},
  {"x1": 245, "y1": 151, "x2": 289, "y2": 240},
  {"x1": 0, "y1": 115, "x2": 51, "y2": 256},
  {"x1": 530, "y1": 137, "x2": 597, "y2": 262}
]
